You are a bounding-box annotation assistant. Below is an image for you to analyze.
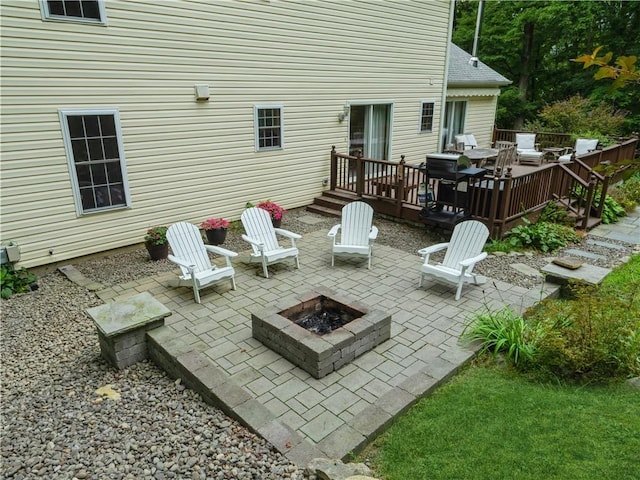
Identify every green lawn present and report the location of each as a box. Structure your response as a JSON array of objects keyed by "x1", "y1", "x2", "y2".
[{"x1": 364, "y1": 366, "x2": 640, "y2": 480}]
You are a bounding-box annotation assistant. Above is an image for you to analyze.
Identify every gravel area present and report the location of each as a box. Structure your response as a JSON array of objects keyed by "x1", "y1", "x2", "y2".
[{"x1": 1, "y1": 207, "x2": 635, "y2": 479}]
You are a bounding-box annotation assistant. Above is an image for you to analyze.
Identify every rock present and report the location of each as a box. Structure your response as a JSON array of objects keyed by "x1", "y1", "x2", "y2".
[
  {"x1": 306, "y1": 458, "x2": 373, "y2": 480},
  {"x1": 552, "y1": 257, "x2": 584, "y2": 270}
]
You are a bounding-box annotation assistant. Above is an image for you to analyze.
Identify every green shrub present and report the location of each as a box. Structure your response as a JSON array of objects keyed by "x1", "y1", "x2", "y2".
[
  {"x1": 0, "y1": 264, "x2": 37, "y2": 299},
  {"x1": 504, "y1": 219, "x2": 580, "y2": 253},
  {"x1": 598, "y1": 194, "x2": 627, "y2": 224},
  {"x1": 527, "y1": 95, "x2": 626, "y2": 138},
  {"x1": 461, "y1": 308, "x2": 540, "y2": 366},
  {"x1": 538, "y1": 202, "x2": 573, "y2": 226},
  {"x1": 524, "y1": 255, "x2": 640, "y2": 383},
  {"x1": 609, "y1": 171, "x2": 640, "y2": 212}
]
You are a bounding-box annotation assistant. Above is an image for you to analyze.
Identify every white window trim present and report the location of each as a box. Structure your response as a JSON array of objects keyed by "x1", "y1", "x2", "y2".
[
  {"x1": 254, "y1": 104, "x2": 284, "y2": 152},
  {"x1": 40, "y1": 0, "x2": 108, "y2": 25},
  {"x1": 59, "y1": 108, "x2": 131, "y2": 216},
  {"x1": 418, "y1": 99, "x2": 436, "y2": 133},
  {"x1": 347, "y1": 100, "x2": 395, "y2": 161}
]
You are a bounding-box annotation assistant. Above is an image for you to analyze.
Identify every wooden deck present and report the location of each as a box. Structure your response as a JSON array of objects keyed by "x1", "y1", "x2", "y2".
[{"x1": 310, "y1": 138, "x2": 639, "y2": 238}]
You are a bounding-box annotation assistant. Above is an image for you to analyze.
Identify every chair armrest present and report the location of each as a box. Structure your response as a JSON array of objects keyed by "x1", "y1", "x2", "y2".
[
  {"x1": 418, "y1": 242, "x2": 449, "y2": 257},
  {"x1": 241, "y1": 234, "x2": 265, "y2": 252},
  {"x1": 535, "y1": 143, "x2": 540, "y2": 151},
  {"x1": 167, "y1": 254, "x2": 196, "y2": 271},
  {"x1": 328, "y1": 224, "x2": 341, "y2": 237},
  {"x1": 369, "y1": 225, "x2": 379, "y2": 241},
  {"x1": 274, "y1": 228, "x2": 302, "y2": 240},
  {"x1": 459, "y1": 252, "x2": 488, "y2": 268},
  {"x1": 204, "y1": 245, "x2": 238, "y2": 258}
]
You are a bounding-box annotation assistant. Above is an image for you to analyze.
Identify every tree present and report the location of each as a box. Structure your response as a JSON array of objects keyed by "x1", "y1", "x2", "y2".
[
  {"x1": 573, "y1": 46, "x2": 640, "y2": 89},
  {"x1": 453, "y1": 0, "x2": 640, "y2": 132}
]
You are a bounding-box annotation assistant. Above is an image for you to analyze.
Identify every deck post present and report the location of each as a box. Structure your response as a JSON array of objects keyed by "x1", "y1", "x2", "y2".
[
  {"x1": 395, "y1": 155, "x2": 406, "y2": 217},
  {"x1": 330, "y1": 146, "x2": 337, "y2": 190},
  {"x1": 355, "y1": 150, "x2": 365, "y2": 197},
  {"x1": 581, "y1": 175, "x2": 597, "y2": 230}
]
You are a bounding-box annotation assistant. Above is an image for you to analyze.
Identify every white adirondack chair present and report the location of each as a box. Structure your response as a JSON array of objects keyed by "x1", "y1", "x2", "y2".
[
  {"x1": 328, "y1": 201, "x2": 379, "y2": 269},
  {"x1": 166, "y1": 222, "x2": 237, "y2": 304},
  {"x1": 418, "y1": 220, "x2": 489, "y2": 300},
  {"x1": 241, "y1": 207, "x2": 301, "y2": 278}
]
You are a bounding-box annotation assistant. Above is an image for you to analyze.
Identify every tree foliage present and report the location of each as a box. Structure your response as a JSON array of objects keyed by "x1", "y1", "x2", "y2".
[
  {"x1": 453, "y1": 0, "x2": 640, "y2": 133},
  {"x1": 573, "y1": 46, "x2": 640, "y2": 89}
]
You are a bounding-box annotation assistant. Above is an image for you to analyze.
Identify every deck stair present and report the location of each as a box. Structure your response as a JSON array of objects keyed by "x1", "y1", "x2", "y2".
[{"x1": 307, "y1": 190, "x2": 359, "y2": 217}]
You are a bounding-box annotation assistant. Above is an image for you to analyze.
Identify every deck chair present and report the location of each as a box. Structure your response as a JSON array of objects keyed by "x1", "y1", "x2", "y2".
[
  {"x1": 486, "y1": 145, "x2": 516, "y2": 174},
  {"x1": 241, "y1": 207, "x2": 301, "y2": 278},
  {"x1": 418, "y1": 220, "x2": 489, "y2": 300},
  {"x1": 454, "y1": 134, "x2": 478, "y2": 151},
  {"x1": 328, "y1": 201, "x2": 379, "y2": 269},
  {"x1": 166, "y1": 222, "x2": 237, "y2": 303},
  {"x1": 515, "y1": 133, "x2": 544, "y2": 166},
  {"x1": 557, "y1": 138, "x2": 599, "y2": 163}
]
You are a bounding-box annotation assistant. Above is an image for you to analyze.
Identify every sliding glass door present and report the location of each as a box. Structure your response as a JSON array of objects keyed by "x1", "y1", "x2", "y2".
[
  {"x1": 442, "y1": 100, "x2": 467, "y2": 150},
  {"x1": 349, "y1": 104, "x2": 391, "y2": 160}
]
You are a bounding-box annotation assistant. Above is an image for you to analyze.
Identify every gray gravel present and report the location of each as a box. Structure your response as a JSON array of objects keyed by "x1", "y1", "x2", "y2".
[{"x1": 1, "y1": 207, "x2": 635, "y2": 479}]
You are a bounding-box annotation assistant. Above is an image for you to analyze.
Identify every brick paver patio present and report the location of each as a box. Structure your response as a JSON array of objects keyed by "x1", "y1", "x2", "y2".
[{"x1": 95, "y1": 227, "x2": 559, "y2": 466}]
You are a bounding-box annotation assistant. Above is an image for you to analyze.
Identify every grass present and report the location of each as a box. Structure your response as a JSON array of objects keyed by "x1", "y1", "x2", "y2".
[{"x1": 364, "y1": 365, "x2": 640, "y2": 480}]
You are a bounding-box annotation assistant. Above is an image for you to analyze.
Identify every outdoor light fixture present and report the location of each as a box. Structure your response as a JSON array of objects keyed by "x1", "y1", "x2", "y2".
[{"x1": 338, "y1": 105, "x2": 350, "y2": 123}]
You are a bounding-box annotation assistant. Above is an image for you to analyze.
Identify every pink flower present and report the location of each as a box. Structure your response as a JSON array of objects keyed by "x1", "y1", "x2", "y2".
[
  {"x1": 256, "y1": 200, "x2": 286, "y2": 220},
  {"x1": 200, "y1": 217, "x2": 230, "y2": 230}
]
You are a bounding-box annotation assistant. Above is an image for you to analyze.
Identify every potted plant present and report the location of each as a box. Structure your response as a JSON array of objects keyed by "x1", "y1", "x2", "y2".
[
  {"x1": 256, "y1": 200, "x2": 287, "y2": 227},
  {"x1": 144, "y1": 226, "x2": 169, "y2": 260},
  {"x1": 200, "y1": 217, "x2": 230, "y2": 245}
]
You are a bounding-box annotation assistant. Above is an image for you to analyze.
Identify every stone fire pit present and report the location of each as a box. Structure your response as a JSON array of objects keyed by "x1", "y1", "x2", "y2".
[{"x1": 251, "y1": 287, "x2": 391, "y2": 378}]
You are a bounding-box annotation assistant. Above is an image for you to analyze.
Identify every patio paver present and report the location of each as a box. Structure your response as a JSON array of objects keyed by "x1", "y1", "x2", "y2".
[{"x1": 96, "y1": 229, "x2": 563, "y2": 466}]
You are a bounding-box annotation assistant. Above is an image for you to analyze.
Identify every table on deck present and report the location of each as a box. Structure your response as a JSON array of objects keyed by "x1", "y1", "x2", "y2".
[{"x1": 463, "y1": 148, "x2": 499, "y2": 167}]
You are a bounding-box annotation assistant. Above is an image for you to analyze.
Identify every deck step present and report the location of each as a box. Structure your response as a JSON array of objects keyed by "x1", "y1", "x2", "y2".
[
  {"x1": 306, "y1": 204, "x2": 342, "y2": 217},
  {"x1": 308, "y1": 189, "x2": 359, "y2": 217}
]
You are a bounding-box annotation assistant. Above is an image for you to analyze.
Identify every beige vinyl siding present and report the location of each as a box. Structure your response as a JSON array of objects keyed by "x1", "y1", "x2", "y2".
[
  {"x1": 1, "y1": 0, "x2": 452, "y2": 267},
  {"x1": 447, "y1": 88, "x2": 500, "y2": 149}
]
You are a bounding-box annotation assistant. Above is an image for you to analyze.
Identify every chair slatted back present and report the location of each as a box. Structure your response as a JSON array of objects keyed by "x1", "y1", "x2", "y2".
[
  {"x1": 341, "y1": 201, "x2": 373, "y2": 246},
  {"x1": 496, "y1": 145, "x2": 516, "y2": 170},
  {"x1": 167, "y1": 222, "x2": 212, "y2": 276},
  {"x1": 241, "y1": 207, "x2": 280, "y2": 253},
  {"x1": 442, "y1": 220, "x2": 489, "y2": 272}
]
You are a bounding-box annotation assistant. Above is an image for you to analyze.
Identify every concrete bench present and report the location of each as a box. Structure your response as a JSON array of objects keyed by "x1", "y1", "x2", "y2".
[{"x1": 86, "y1": 292, "x2": 171, "y2": 369}]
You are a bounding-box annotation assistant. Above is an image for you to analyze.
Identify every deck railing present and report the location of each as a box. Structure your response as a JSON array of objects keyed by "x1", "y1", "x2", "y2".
[
  {"x1": 329, "y1": 137, "x2": 638, "y2": 237},
  {"x1": 493, "y1": 128, "x2": 573, "y2": 150}
]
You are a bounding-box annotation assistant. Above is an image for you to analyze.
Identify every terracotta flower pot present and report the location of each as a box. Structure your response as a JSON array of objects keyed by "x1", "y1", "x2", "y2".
[
  {"x1": 145, "y1": 242, "x2": 169, "y2": 260},
  {"x1": 205, "y1": 228, "x2": 227, "y2": 245}
]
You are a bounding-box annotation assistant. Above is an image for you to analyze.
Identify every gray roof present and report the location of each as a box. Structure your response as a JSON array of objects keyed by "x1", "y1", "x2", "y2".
[{"x1": 448, "y1": 43, "x2": 511, "y2": 87}]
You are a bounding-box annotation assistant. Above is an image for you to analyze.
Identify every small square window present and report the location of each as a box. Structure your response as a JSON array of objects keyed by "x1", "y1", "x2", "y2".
[
  {"x1": 41, "y1": 0, "x2": 106, "y2": 24},
  {"x1": 420, "y1": 101, "x2": 435, "y2": 133},
  {"x1": 254, "y1": 105, "x2": 284, "y2": 151}
]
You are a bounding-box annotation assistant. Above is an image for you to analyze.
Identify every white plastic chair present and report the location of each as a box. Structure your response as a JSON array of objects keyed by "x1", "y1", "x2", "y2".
[
  {"x1": 241, "y1": 207, "x2": 301, "y2": 278},
  {"x1": 166, "y1": 222, "x2": 237, "y2": 303},
  {"x1": 418, "y1": 220, "x2": 489, "y2": 300},
  {"x1": 328, "y1": 201, "x2": 379, "y2": 269},
  {"x1": 557, "y1": 138, "x2": 599, "y2": 162},
  {"x1": 515, "y1": 133, "x2": 544, "y2": 166}
]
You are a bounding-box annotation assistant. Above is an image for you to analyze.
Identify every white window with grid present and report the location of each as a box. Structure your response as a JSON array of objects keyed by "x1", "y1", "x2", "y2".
[
  {"x1": 40, "y1": 0, "x2": 107, "y2": 24},
  {"x1": 419, "y1": 100, "x2": 435, "y2": 133},
  {"x1": 254, "y1": 105, "x2": 284, "y2": 151},
  {"x1": 59, "y1": 108, "x2": 131, "y2": 215}
]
